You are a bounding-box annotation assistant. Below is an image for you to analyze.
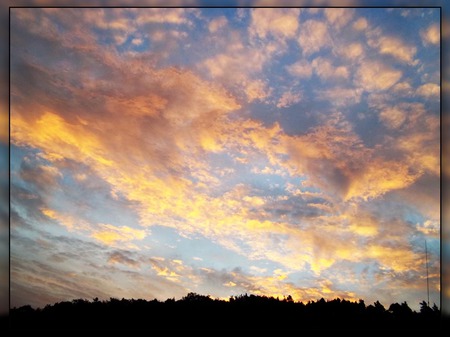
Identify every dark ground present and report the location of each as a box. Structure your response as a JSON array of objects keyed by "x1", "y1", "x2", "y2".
[{"x1": 8, "y1": 293, "x2": 445, "y2": 331}]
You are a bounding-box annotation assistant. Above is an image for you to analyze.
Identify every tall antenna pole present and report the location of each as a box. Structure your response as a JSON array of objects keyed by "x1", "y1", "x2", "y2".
[{"x1": 425, "y1": 240, "x2": 430, "y2": 307}]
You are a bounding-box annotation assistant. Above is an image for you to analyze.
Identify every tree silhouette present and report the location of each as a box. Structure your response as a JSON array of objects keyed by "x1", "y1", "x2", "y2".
[{"x1": 9, "y1": 293, "x2": 442, "y2": 331}]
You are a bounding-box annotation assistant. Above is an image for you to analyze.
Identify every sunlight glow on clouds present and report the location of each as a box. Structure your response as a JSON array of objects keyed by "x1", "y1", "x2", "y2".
[{"x1": 10, "y1": 7, "x2": 440, "y2": 312}]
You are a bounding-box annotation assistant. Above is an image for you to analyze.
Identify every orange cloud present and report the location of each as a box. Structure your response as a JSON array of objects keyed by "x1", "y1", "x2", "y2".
[
  {"x1": 312, "y1": 57, "x2": 349, "y2": 80},
  {"x1": 392, "y1": 81, "x2": 414, "y2": 96},
  {"x1": 41, "y1": 208, "x2": 89, "y2": 232},
  {"x1": 366, "y1": 245, "x2": 422, "y2": 273},
  {"x1": 353, "y1": 17, "x2": 368, "y2": 31},
  {"x1": 379, "y1": 107, "x2": 407, "y2": 129},
  {"x1": 11, "y1": 111, "x2": 112, "y2": 168},
  {"x1": 201, "y1": 33, "x2": 274, "y2": 103},
  {"x1": 421, "y1": 23, "x2": 440, "y2": 45},
  {"x1": 416, "y1": 83, "x2": 440, "y2": 98},
  {"x1": 374, "y1": 36, "x2": 418, "y2": 65},
  {"x1": 297, "y1": 19, "x2": 330, "y2": 55},
  {"x1": 0, "y1": 104, "x2": 7, "y2": 143},
  {"x1": 249, "y1": 8, "x2": 300, "y2": 41},
  {"x1": 340, "y1": 42, "x2": 364, "y2": 60},
  {"x1": 244, "y1": 79, "x2": 271, "y2": 103},
  {"x1": 356, "y1": 60, "x2": 402, "y2": 91},
  {"x1": 345, "y1": 159, "x2": 420, "y2": 201},
  {"x1": 240, "y1": 271, "x2": 359, "y2": 304},
  {"x1": 416, "y1": 220, "x2": 439, "y2": 238},
  {"x1": 324, "y1": 8, "x2": 354, "y2": 28},
  {"x1": 208, "y1": 15, "x2": 227, "y2": 33},
  {"x1": 286, "y1": 60, "x2": 313, "y2": 78},
  {"x1": 135, "y1": 8, "x2": 197, "y2": 25},
  {"x1": 276, "y1": 91, "x2": 301, "y2": 108}
]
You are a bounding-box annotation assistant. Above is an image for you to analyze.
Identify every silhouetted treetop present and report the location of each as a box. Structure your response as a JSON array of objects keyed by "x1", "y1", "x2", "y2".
[{"x1": 9, "y1": 293, "x2": 443, "y2": 331}]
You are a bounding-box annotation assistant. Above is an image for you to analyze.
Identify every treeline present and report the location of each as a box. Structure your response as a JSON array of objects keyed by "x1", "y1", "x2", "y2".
[{"x1": 10, "y1": 293, "x2": 443, "y2": 331}]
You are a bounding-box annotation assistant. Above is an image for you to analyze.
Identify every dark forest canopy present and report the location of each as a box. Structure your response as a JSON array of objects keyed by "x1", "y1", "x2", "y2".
[{"x1": 10, "y1": 293, "x2": 443, "y2": 331}]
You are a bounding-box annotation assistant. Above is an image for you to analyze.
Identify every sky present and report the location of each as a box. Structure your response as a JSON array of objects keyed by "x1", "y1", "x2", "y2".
[{"x1": 9, "y1": 7, "x2": 441, "y2": 311}]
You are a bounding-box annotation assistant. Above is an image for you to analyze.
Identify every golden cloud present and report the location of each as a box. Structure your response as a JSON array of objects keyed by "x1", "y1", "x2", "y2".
[{"x1": 91, "y1": 224, "x2": 147, "y2": 246}]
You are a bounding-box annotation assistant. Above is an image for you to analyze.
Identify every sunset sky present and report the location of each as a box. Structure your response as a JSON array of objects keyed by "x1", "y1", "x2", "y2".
[{"x1": 10, "y1": 7, "x2": 440, "y2": 311}]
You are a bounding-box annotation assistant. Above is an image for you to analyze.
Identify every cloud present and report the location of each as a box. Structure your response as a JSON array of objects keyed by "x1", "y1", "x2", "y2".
[
  {"x1": 201, "y1": 32, "x2": 274, "y2": 102},
  {"x1": 108, "y1": 250, "x2": 140, "y2": 268},
  {"x1": 249, "y1": 8, "x2": 300, "y2": 41},
  {"x1": 315, "y1": 87, "x2": 362, "y2": 107},
  {"x1": 356, "y1": 60, "x2": 402, "y2": 91},
  {"x1": 17, "y1": 157, "x2": 62, "y2": 195},
  {"x1": 379, "y1": 107, "x2": 407, "y2": 129},
  {"x1": 276, "y1": 91, "x2": 302, "y2": 108},
  {"x1": 280, "y1": 107, "x2": 435, "y2": 202},
  {"x1": 0, "y1": 116, "x2": 6, "y2": 146},
  {"x1": 344, "y1": 159, "x2": 421, "y2": 201},
  {"x1": 12, "y1": 110, "x2": 110, "y2": 165},
  {"x1": 41, "y1": 208, "x2": 81, "y2": 231},
  {"x1": 11, "y1": 230, "x2": 188, "y2": 309},
  {"x1": 416, "y1": 83, "x2": 440, "y2": 98},
  {"x1": 353, "y1": 17, "x2": 368, "y2": 31},
  {"x1": 208, "y1": 15, "x2": 227, "y2": 33},
  {"x1": 91, "y1": 224, "x2": 147, "y2": 246},
  {"x1": 134, "y1": 8, "x2": 197, "y2": 25},
  {"x1": 340, "y1": 42, "x2": 364, "y2": 60},
  {"x1": 282, "y1": 113, "x2": 367, "y2": 198},
  {"x1": 421, "y1": 23, "x2": 440, "y2": 45},
  {"x1": 244, "y1": 79, "x2": 271, "y2": 103},
  {"x1": 196, "y1": 265, "x2": 359, "y2": 303},
  {"x1": 131, "y1": 37, "x2": 144, "y2": 46},
  {"x1": 396, "y1": 129, "x2": 440, "y2": 178},
  {"x1": 372, "y1": 36, "x2": 418, "y2": 65},
  {"x1": 9, "y1": 8, "x2": 440, "y2": 311},
  {"x1": 11, "y1": 258, "x2": 113, "y2": 309},
  {"x1": 82, "y1": 8, "x2": 131, "y2": 31},
  {"x1": 40, "y1": 207, "x2": 147, "y2": 248},
  {"x1": 297, "y1": 19, "x2": 330, "y2": 56},
  {"x1": 392, "y1": 81, "x2": 414, "y2": 96},
  {"x1": 416, "y1": 220, "x2": 439, "y2": 237},
  {"x1": 286, "y1": 60, "x2": 313, "y2": 78},
  {"x1": 312, "y1": 57, "x2": 349, "y2": 80},
  {"x1": 324, "y1": 8, "x2": 354, "y2": 28}
]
